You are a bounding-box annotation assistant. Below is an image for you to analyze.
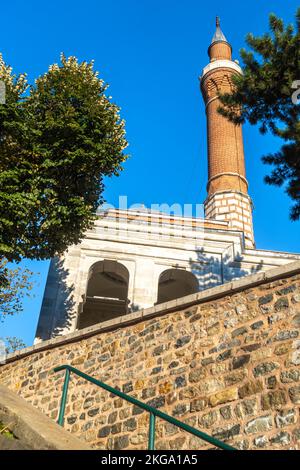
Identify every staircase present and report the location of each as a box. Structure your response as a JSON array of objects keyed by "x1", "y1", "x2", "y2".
[{"x1": 0, "y1": 384, "x2": 90, "y2": 450}]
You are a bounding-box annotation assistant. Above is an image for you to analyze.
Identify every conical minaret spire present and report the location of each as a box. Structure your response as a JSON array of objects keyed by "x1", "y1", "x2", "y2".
[
  {"x1": 200, "y1": 19, "x2": 255, "y2": 248},
  {"x1": 211, "y1": 16, "x2": 228, "y2": 45},
  {"x1": 208, "y1": 16, "x2": 232, "y2": 61}
]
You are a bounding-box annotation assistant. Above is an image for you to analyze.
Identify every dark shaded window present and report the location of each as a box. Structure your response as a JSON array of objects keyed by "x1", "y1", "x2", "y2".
[
  {"x1": 77, "y1": 260, "x2": 130, "y2": 329},
  {"x1": 157, "y1": 269, "x2": 198, "y2": 304}
]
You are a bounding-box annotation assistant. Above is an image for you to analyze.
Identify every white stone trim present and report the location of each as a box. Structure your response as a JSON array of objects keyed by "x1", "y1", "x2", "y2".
[
  {"x1": 201, "y1": 59, "x2": 242, "y2": 79},
  {"x1": 207, "y1": 172, "x2": 249, "y2": 189}
]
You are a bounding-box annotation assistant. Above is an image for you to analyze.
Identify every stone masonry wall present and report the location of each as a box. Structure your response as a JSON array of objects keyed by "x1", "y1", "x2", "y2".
[{"x1": 1, "y1": 263, "x2": 300, "y2": 450}]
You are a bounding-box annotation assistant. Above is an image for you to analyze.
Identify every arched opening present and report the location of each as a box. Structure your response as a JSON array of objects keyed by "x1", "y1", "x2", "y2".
[
  {"x1": 156, "y1": 269, "x2": 199, "y2": 304},
  {"x1": 78, "y1": 260, "x2": 130, "y2": 329}
]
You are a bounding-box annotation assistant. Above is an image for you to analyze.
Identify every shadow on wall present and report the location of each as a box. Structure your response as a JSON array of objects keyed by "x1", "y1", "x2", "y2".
[
  {"x1": 51, "y1": 258, "x2": 77, "y2": 337},
  {"x1": 189, "y1": 247, "x2": 265, "y2": 291},
  {"x1": 129, "y1": 303, "x2": 141, "y2": 313},
  {"x1": 36, "y1": 257, "x2": 76, "y2": 341}
]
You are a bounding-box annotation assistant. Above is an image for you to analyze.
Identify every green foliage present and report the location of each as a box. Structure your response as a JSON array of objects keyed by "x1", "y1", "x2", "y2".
[
  {"x1": 0, "y1": 258, "x2": 33, "y2": 321},
  {"x1": 0, "y1": 54, "x2": 128, "y2": 261},
  {"x1": 0, "y1": 421, "x2": 15, "y2": 439},
  {"x1": 218, "y1": 9, "x2": 300, "y2": 220},
  {"x1": 0, "y1": 259, "x2": 32, "y2": 353},
  {"x1": 3, "y1": 336, "x2": 26, "y2": 353}
]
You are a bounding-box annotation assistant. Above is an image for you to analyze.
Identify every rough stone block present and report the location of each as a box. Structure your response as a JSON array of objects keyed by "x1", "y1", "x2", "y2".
[
  {"x1": 245, "y1": 415, "x2": 273, "y2": 434},
  {"x1": 209, "y1": 388, "x2": 238, "y2": 407},
  {"x1": 238, "y1": 380, "x2": 263, "y2": 399}
]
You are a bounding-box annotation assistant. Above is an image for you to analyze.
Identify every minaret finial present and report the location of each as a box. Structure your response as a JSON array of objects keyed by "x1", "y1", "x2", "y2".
[{"x1": 210, "y1": 16, "x2": 228, "y2": 45}]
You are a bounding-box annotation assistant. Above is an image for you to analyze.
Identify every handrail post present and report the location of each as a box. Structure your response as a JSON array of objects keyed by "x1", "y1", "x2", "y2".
[
  {"x1": 148, "y1": 412, "x2": 156, "y2": 450},
  {"x1": 57, "y1": 368, "x2": 70, "y2": 426}
]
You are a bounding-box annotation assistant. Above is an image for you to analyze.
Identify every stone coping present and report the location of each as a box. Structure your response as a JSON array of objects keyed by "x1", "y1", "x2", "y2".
[
  {"x1": 245, "y1": 247, "x2": 300, "y2": 257},
  {"x1": 3, "y1": 260, "x2": 300, "y2": 365},
  {"x1": 96, "y1": 208, "x2": 228, "y2": 226}
]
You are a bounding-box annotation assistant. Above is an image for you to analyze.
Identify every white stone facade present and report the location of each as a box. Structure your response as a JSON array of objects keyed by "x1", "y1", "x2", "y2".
[{"x1": 35, "y1": 208, "x2": 300, "y2": 343}]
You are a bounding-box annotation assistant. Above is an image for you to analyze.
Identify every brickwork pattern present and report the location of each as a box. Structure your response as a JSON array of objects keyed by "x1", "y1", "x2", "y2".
[
  {"x1": 201, "y1": 69, "x2": 247, "y2": 196},
  {"x1": 205, "y1": 191, "x2": 254, "y2": 248},
  {"x1": 201, "y1": 39, "x2": 254, "y2": 248},
  {"x1": 1, "y1": 271, "x2": 300, "y2": 450}
]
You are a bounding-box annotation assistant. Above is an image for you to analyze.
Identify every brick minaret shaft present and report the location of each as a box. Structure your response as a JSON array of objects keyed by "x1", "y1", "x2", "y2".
[{"x1": 200, "y1": 18, "x2": 255, "y2": 248}]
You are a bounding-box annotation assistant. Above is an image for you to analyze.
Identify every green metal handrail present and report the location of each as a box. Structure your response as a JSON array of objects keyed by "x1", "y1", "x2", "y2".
[{"x1": 53, "y1": 364, "x2": 236, "y2": 451}]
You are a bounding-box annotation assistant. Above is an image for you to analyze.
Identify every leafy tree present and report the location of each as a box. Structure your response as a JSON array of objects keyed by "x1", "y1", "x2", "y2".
[
  {"x1": 0, "y1": 55, "x2": 28, "y2": 261},
  {"x1": 0, "y1": 259, "x2": 33, "y2": 321},
  {"x1": 0, "y1": 259, "x2": 33, "y2": 352},
  {"x1": 3, "y1": 337, "x2": 26, "y2": 354},
  {"x1": 0, "y1": 54, "x2": 128, "y2": 262},
  {"x1": 218, "y1": 9, "x2": 300, "y2": 220}
]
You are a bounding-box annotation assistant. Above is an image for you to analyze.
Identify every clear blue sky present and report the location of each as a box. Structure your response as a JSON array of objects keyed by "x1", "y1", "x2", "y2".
[{"x1": 1, "y1": 0, "x2": 299, "y2": 347}]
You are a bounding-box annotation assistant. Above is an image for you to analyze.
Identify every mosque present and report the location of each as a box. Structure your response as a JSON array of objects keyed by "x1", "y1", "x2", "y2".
[{"x1": 35, "y1": 19, "x2": 300, "y2": 342}]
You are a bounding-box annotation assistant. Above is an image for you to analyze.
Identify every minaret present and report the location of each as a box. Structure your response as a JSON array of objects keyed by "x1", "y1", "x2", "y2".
[{"x1": 200, "y1": 17, "x2": 255, "y2": 248}]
